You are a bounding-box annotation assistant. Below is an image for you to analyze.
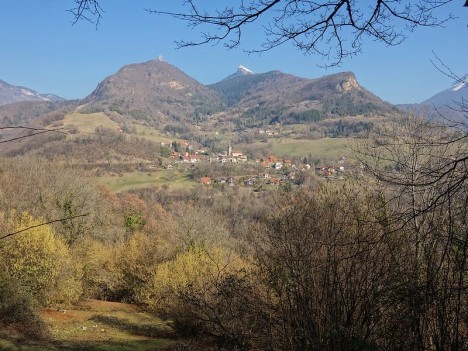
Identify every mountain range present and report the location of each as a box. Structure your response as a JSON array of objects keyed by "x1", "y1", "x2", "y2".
[
  {"x1": 1, "y1": 58, "x2": 463, "y2": 166},
  {"x1": 0, "y1": 79, "x2": 63, "y2": 106},
  {"x1": 16, "y1": 58, "x2": 468, "y2": 139},
  {"x1": 0, "y1": 59, "x2": 396, "y2": 131},
  {"x1": 1, "y1": 60, "x2": 466, "y2": 130},
  {"x1": 398, "y1": 75, "x2": 468, "y2": 123},
  {"x1": 76, "y1": 59, "x2": 396, "y2": 131}
]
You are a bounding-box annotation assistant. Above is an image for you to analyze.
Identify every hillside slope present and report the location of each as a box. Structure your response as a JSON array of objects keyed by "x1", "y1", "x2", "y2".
[
  {"x1": 210, "y1": 70, "x2": 395, "y2": 128},
  {"x1": 84, "y1": 58, "x2": 224, "y2": 126},
  {"x1": 0, "y1": 79, "x2": 63, "y2": 106}
]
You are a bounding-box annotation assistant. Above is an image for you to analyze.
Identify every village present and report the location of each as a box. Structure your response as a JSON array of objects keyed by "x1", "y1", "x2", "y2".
[{"x1": 162, "y1": 141, "x2": 351, "y2": 189}]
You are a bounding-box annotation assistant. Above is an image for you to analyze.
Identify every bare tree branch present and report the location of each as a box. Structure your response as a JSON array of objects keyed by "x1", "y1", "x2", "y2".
[
  {"x1": 0, "y1": 126, "x2": 67, "y2": 144},
  {"x1": 68, "y1": 0, "x2": 104, "y2": 26},
  {"x1": 0, "y1": 213, "x2": 89, "y2": 241},
  {"x1": 148, "y1": 0, "x2": 456, "y2": 66}
]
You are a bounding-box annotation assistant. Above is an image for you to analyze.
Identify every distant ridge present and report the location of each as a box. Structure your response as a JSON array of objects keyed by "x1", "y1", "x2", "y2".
[
  {"x1": 210, "y1": 69, "x2": 394, "y2": 127},
  {"x1": 221, "y1": 65, "x2": 255, "y2": 81},
  {"x1": 84, "y1": 59, "x2": 224, "y2": 125},
  {"x1": 399, "y1": 74, "x2": 468, "y2": 123},
  {"x1": 1, "y1": 58, "x2": 396, "y2": 132},
  {"x1": 0, "y1": 79, "x2": 64, "y2": 106}
]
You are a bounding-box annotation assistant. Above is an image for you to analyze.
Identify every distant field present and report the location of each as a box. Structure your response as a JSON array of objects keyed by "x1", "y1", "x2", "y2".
[
  {"x1": 131, "y1": 124, "x2": 185, "y2": 145},
  {"x1": 61, "y1": 113, "x2": 190, "y2": 147},
  {"x1": 98, "y1": 169, "x2": 195, "y2": 192},
  {"x1": 0, "y1": 300, "x2": 173, "y2": 351},
  {"x1": 270, "y1": 137, "x2": 351, "y2": 159},
  {"x1": 62, "y1": 112, "x2": 120, "y2": 134}
]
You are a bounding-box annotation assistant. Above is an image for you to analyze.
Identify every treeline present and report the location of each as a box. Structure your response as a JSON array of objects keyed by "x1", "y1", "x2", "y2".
[
  {"x1": 0, "y1": 116, "x2": 466, "y2": 350},
  {"x1": 1, "y1": 127, "x2": 171, "y2": 165}
]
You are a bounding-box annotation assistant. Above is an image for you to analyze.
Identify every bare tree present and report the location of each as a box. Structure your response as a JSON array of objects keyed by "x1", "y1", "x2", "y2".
[
  {"x1": 148, "y1": 0, "x2": 458, "y2": 66},
  {"x1": 66, "y1": 1, "x2": 464, "y2": 65},
  {"x1": 355, "y1": 113, "x2": 468, "y2": 350},
  {"x1": 69, "y1": 0, "x2": 103, "y2": 25}
]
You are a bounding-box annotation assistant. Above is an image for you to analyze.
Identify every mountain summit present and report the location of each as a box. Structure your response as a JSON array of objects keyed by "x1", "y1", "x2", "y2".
[
  {"x1": 421, "y1": 75, "x2": 468, "y2": 122},
  {"x1": 450, "y1": 75, "x2": 468, "y2": 92},
  {"x1": 237, "y1": 65, "x2": 254, "y2": 75},
  {"x1": 210, "y1": 69, "x2": 394, "y2": 127},
  {"x1": 399, "y1": 74, "x2": 468, "y2": 123},
  {"x1": 66, "y1": 59, "x2": 393, "y2": 129},
  {"x1": 85, "y1": 59, "x2": 224, "y2": 125},
  {"x1": 0, "y1": 79, "x2": 64, "y2": 106},
  {"x1": 423, "y1": 74, "x2": 468, "y2": 107}
]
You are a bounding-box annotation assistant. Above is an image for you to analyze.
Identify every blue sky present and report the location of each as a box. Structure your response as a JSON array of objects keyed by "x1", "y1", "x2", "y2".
[{"x1": 0, "y1": 0, "x2": 466, "y2": 104}]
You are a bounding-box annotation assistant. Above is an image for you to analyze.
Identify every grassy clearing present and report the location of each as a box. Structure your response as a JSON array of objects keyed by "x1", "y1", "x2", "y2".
[
  {"x1": 0, "y1": 300, "x2": 173, "y2": 351},
  {"x1": 131, "y1": 124, "x2": 185, "y2": 145},
  {"x1": 269, "y1": 137, "x2": 351, "y2": 159},
  {"x1": 98, "y1": 169, "x2": 195, "y2": 192},
  {"x1": 62, "y1": 113, "x2": 120, "y2": 134}
]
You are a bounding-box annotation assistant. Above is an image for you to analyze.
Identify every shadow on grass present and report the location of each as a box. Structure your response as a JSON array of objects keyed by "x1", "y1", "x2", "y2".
[
  {"x1": 90, "y1": 314, "x2": 174, "y2": 339},
  {"x1": 51, "y1": 339, "x2": 170, "y2": 351}
]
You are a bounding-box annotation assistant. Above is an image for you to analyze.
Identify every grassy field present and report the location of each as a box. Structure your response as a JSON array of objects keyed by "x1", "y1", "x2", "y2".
[
  {"x1": 62, "y1": 113, "x2": 120, "y2": 134},
  {"x1": 98, "y1": 169, "x2": 195, "y2": 192},
  {"x1": 131, "y1": 124, "x2": 185, "y2": 145},
  {"x1": 0, "y1": 300, "x2": 173, "y2": 351},
  {"x1": 269, "y1": 137, "x2": 352, "y2": 159},
  {"x1": 61, "y1": 113, "x2": 187, "y2": 147}
]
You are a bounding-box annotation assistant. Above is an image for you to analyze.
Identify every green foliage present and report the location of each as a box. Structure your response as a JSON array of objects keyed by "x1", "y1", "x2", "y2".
[
  {"x1": 239, "y1": 105, "x2": 282, "y2": 128},
  {"x1": 324, "y1": 118, "x2": 374, "y2": 137},
  {"x1": 286, "y1": 109, "x2": 324, "y2": 124},
  {"x1": 160, "y1": 145, "x2": 171, "y2": 157},
  {"x1": 127, "y1": 110, "x2": 148, "y2": 121},
  {"x1": 163, "y1": 125, "x2": 187, "y2": 135},
  {"x1": 124, "y1": 213, "x2": 147, "y2": 232},
  {"x1": 324, "y1": 93, "x2": 377, "y2": 116}
]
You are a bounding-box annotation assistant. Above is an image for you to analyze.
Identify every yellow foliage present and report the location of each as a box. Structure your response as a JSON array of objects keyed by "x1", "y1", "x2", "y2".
[
  {"x1": 146, "y1": 245, "x2": 246, "y2": 311},
  {"x1": 71, "y1": 237, "x2": 121, "y2": 300},
  {"x1": 0, "y1": 211, "x2": 81, "y2": 305},
  {"x1": 118, "y1": 231, "x2": 172, "y2": 302}
]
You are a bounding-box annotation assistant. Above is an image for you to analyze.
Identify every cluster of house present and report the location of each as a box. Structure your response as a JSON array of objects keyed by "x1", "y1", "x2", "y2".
[
  {"x1": 256, "y1": 129, "x2": 281, "y2": 136},
  {"x1": 165, "y1": 140, "x2": 349, "y2": 184},
  {"x1": 170, "y1": 144, "x2": 248, "y2": 164},
  {"x1": 199, "y1": 171, "x2": 296, "y2": 188},
  {"x1": 314, "y1": 156, "x2": 347, "y2": 178},
  {"x1": 243, "y1": 171, "x2": 297, "y2": 187},
  {"x1": 315, "y1": 165, "x2": 345, "y2": 177},
  {"x1": 199, "y1": 176, "x2": 235, "y2": 186},
  {"x1": 257, "y1": 156, "x2": 315, "y2": 173},
  {"x1": 215, "y1": 145, "x2": 248, "y2": 163}
]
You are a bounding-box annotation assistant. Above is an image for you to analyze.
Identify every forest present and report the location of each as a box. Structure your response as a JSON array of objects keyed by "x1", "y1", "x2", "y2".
[{"x1": 0, "y1": 115, "x2": 466, "y2": 351}]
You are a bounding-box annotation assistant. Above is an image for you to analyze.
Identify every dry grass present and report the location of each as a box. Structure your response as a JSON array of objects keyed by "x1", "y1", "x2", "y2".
[
  {"x1": 0, "y1": 300, "x2": 174, "y2": 351},
  {"x1": 98, "y1": 169, "x2": 195, "y2": 192},
  {"x1": 270, "y1": 137, "x2": 351, "y2": 159},
  {"x1": 62, "y1": 112, "x2": 120, "y2": 134}
]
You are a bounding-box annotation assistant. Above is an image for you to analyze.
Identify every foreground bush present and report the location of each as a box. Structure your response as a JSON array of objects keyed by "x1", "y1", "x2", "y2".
[
  {"x1": 145, "y1": 245, "x2": 254, "y2": 345},
  {"x1": 0, "y1": 275, "x2": 49, "y2": 340},
  {"x1": 0, "y1": 211, "x2": 82, "y2": 305}
]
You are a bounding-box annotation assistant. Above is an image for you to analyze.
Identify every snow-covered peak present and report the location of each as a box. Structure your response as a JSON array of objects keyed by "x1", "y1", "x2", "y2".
[
  {"x1": 0, "y1": 79, "x2": 63, "y2": 106},
  {"x1": 451, "y1": 75, "x2": 468, "y2": 92},
  {"x1": 237, "y1": 65, "x2": 254, "y2": 75},
  {"x1": 20, "y1": 88, "x2": 50, "y2": 100}
]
